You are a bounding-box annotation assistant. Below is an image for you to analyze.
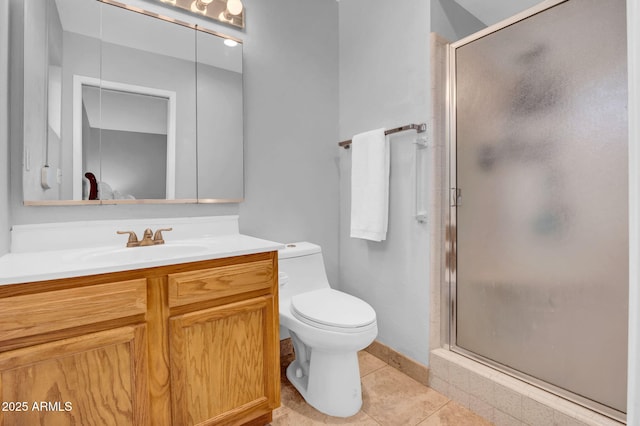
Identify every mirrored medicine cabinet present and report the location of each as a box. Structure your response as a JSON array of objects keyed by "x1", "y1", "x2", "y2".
[{"x1": 23, "y1": 0, "x2": 244, "y2": 205}]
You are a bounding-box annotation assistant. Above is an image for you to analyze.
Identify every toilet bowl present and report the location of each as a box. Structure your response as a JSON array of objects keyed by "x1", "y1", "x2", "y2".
[{"x1": 278, "y1": 242, "x2": 378, "y2": 417}]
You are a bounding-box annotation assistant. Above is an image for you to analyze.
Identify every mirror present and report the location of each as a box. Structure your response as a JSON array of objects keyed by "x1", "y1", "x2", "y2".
[
  {"x1": 95, "y1": 3, "x2": 197, "y2": 202},
  {"x1": 196, "y1": 29, "x2": 244, "y2": 200},
  {"x1": 80, "y1": 84, "x2": 173, "y2": 200},
  {"x1": 22, "y1": 0, "x2": 244, "y2": 204}
]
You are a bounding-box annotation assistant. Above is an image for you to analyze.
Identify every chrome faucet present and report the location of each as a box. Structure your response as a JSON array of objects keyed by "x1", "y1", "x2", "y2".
[{"x1": 117, "y1": 227, "x2": 173, "y2": 247}]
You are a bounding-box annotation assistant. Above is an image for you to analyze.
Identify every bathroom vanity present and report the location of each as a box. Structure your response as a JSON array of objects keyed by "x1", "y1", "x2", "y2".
[{"x1": 0, "y1": 217, "x2": 282, "y2": 426}]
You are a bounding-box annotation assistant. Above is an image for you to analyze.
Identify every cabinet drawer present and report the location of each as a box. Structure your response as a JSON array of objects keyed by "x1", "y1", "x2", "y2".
[
  {"x1": 0, "y1": 279, "x2": 147, "y2": 343},
  {"x1": 168, "y1": 259, "x2": 274, "y2": 308}
]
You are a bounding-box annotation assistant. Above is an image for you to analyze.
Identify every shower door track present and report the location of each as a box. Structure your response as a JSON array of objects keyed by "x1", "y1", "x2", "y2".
[
  {"x1": 445, "y1": 0, "x2": 626, "y2": 422},
  {"x1": 449, "y1": 343, "x2": 625, "y2": 422}
]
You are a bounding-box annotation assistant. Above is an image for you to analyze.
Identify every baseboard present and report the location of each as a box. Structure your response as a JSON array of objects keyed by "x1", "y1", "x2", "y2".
[{"x1": 364, "y1": 340, "x2": 430, "y2": 387}]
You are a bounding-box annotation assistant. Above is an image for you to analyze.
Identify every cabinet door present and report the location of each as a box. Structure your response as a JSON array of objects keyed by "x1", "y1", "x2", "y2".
[
  {"x1": 0, "y1": 325, "x2": 149, "y2": 426},
  {"x1": 170, "y1": 296, "x2": 279, "y2": 425}
]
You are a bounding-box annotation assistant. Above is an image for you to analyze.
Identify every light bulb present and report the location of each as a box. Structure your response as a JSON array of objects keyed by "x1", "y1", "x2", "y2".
[
  {"x1": 224, "y1": 39, "x2": 238, "y2": 47},
  {"x1": 200, "y1": 0, "x2": 214, "y2": 4},
  {"x1": 190, "y1": 0, "x2": 206, "y2": 14},
  {"x1": 226, "y1": 0, "x2": 243, "y2": 16}
]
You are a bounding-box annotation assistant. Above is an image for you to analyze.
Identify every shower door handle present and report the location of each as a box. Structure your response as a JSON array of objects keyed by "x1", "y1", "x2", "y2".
[{"x1": 451, "y1": 188, "x2": 462, "y2": 207}]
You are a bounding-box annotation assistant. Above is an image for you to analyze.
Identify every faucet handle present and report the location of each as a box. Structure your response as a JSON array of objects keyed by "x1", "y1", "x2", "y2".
[
  {"x1": 117, "y1": 230, "x2": 139, "y2": 247},
  {"x1": 153, "y1": 227, "x2": 173, "y2": 244}
]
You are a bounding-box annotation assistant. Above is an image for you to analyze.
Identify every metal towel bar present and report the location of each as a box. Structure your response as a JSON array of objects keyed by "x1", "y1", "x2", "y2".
[{"x1": 338, "y1": 123, "x2": 427, "y2": 149}]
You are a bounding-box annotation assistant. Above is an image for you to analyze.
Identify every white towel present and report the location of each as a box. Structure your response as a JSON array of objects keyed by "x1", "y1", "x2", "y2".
[{"x1": 350, "y1": 128, "x2": 389, "y2": 242}]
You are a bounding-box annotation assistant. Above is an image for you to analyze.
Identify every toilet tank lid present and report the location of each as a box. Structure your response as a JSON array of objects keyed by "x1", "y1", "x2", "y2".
[{"x1": 278, "y1": 242, "x2": 321, "y2": 259}]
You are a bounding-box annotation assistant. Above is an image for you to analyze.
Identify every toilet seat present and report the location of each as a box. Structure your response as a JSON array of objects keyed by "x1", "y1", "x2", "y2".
[{"x1": 290, "y1": 288, "x2": 376, "y2": 333}]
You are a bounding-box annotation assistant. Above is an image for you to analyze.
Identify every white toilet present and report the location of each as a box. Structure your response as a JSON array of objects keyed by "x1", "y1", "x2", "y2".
[{"x1": 278, "y1": 242, "x2": 378, "y2": 417}]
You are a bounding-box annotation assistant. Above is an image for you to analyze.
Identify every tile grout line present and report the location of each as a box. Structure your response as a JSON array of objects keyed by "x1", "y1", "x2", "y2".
[
  {"x1": 361, "y1": 411, "x2": 384, "y2": 426},
  {"x1": 360, "y1": 364, "x2": 387, "y2": 378},
  {"x1": 414, "y1": 398, "x2": 454, "y2": 425},
  {"x1": 359, "y1": 363, "x2": 454, "y2": 426}
]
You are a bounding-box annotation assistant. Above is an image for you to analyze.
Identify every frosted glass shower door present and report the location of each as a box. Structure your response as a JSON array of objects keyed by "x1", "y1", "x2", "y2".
[{"x1": 453, "y1": 0, "x2": 628, "y2": 415}]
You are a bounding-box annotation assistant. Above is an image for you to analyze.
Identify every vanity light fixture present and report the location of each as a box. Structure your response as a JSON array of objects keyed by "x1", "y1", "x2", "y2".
[
  {"x1": 159, "y1": 0, "x2": 245, "y2": 28},
  {"x1": 218, "y1": 0, "x2": 243, "y2": 23},
  {"x1": 190, "y1": 0, "x2": 213, "y2": 15},
  {"x1": 226, "y1": 0, "x2": 243, "y2": 15},
  {"x1": 218, "y1": 10, "x2": 232, "y2": 23}
]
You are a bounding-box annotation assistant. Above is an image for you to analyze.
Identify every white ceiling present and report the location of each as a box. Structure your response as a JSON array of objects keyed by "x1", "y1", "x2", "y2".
[
  {"x1": 82, "y1": 86, "x2": 168, "y2": 135},
  {"x1": 453, "y1": 0, "x2": 547, "y2": 26}
]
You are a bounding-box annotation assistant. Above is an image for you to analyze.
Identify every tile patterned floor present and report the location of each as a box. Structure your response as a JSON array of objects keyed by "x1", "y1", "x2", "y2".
[{"x1": 270, "y1": 351, "x2": 493, "y2": 426}]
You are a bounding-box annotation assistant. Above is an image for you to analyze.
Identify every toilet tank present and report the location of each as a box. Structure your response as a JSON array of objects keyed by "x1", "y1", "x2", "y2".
[{"x1": 278, "y1": 242, "x2": 331, "y2": 300}]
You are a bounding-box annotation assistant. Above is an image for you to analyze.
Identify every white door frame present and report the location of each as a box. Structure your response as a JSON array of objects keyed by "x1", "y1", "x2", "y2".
[{"x1": 72, "y1": 75, "x2": 177, "y2": 200}]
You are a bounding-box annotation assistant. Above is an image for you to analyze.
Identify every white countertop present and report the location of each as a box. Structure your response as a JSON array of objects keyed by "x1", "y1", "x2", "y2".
[
  {"x1": 0, "y1": 234, "x2": 283, "y2": 286},
  {"x1": 0, "y1": 216, "x2": 284, "y2": 286}
]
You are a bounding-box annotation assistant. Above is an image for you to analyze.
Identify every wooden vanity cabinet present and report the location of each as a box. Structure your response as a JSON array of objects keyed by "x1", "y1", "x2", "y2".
[
  {"x1": 0, "y1": 251, "x2": 280, "y2": 426},
  {"x1": 167, "y1": 256, "x2": 280, "y2": 426},
  {"x1": 0, "y1": 278, "x2": 150, "y2": 425}
]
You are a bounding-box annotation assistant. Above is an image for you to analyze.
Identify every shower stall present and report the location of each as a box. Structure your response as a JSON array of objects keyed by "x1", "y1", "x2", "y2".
[{"x1": 448, "y1": 0, "x2": 628, "y2": 420}]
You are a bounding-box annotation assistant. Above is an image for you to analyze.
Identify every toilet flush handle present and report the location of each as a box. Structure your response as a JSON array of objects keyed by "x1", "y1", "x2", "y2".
[{"x1": 278, "y1": 272, "x2": 289, "y2": 287}]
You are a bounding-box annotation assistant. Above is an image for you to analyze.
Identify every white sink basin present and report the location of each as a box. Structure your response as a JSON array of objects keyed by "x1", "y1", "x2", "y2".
[{"x1": 81, "y1": 243, "x2": 209, "y2": 264}]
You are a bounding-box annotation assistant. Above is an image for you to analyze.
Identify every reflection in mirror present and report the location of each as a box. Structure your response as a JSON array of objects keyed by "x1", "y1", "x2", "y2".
[
  {"x1": 23, "y1": 0, "x2": 102, "y2": 202},
  {"x1": 159, "y1": 0, "x2": 245, "y2": 29},
  {"x1": 196, "y1": 30, "x2": 243, "y2": 201},
  {"x1": 80, "y1": 84, "x2": 172, "y2": 200},
  {"x1": 97, "y1": 2, "x2": 197, "y2": 201},
  {"x1": 23, "y1": 0, "x2": 244, "y2": 205}
]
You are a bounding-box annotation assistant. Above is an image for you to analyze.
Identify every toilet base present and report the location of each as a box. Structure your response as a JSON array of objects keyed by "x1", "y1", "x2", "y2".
[{"x1": 286, "y1": 349, "x2": 363, "y2": 417}]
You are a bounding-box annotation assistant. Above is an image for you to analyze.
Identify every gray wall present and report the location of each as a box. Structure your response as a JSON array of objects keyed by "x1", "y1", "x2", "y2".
[
  {"x1": 7, "y1": 0, "x2": 340, "y2": 282},
  {"x1": 431, "y1": 0, "x2": 485, "y2": 42},
  {"x1": 339, "y1": 0, "x2": 432, "y2": 365},
  {"x1": 338, "y1": 0, "x2": 485, "y2": 365},
  {"x1": 237, "y1": 0, "x2": 340, "y2": 285},
  {"x1": 0, "y1": 0, "x2": 9, "y2": 255}
]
